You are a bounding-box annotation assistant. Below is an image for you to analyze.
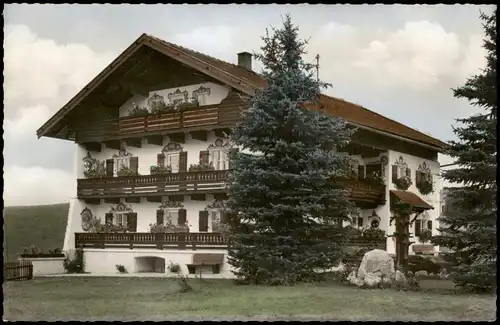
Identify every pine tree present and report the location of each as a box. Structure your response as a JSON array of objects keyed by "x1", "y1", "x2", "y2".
[
  {"x1": 432, "y1": 9, "x2": 497, "y2": 292},
  {"x1": 226, "y1": 15, "x2": 355, "y2": 285}
]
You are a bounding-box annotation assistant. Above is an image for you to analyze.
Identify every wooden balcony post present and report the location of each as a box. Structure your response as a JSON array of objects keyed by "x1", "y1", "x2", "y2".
[{"x1": 129, "y1": 233, "x2": 134, "y2": 249}]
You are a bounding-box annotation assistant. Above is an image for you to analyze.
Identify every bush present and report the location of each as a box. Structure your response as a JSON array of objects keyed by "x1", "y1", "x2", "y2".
[
  {"x1": 188, "y1": 162, "x2": 215, "y2": 172},
  {"x1": 416, "y1": 179, "x2": 433, "y2": 195},
  {"x1": 168, "y1": 262, "x2": 181, "y2": 273},
  {"x1": 63, "y1": 249, "x2": 85, "y2": 273},
  {"x1": 150, "y1": 165, "x2": 172, "y2": 175},
  {"x1": 453, "y1": 258, "x2": 496, "y2": 293},
  {"x1": 408, "y1": 255, "x2": 442, "y2": 275},
  {"x1": 418, "y1": 229, "x2": 433, "y2": 244},
  {"x1": 116, "y1": 264, "x2": 128, "y2": 273},
  {"x1": 116, "y1": 166, "x2": 139, "y2": 177},
  {"x1": 128, "y1": 106, "x2": 150, "y2": 117},
  {"x1": 393, "y1": 176, "x2": 412, "y2": 190}
]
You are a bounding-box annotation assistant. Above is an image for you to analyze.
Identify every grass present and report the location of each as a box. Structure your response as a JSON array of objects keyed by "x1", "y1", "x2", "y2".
[
  {"x1": 3, "y1": 277, "x2": 496, "y2": 321},
  {"x1": 3, "y1": 203, "x2": 69, "y2": 261}
]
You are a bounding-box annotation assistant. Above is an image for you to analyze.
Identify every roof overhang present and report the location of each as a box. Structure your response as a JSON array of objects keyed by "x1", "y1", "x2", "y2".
[{"x1": 390, "y1": 190, "x2": 434, "y2": 213}]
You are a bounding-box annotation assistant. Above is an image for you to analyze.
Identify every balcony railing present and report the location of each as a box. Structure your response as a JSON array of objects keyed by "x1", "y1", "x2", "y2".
[
  {"x1": 76, "y1": 105, "x2": 222, "y2": 143},
  {"x1": 77, "y1": 170, "x2": 229, "y2": 198},
  {"x1": 75, "y1": 232, "x2": 387, "y2": 251},
  {"x1": 75, "y1": 232, "x2": 227, "y2": 250},
  {"x1": 78, "y1": 171, "x2": 386, "y2": 204}
]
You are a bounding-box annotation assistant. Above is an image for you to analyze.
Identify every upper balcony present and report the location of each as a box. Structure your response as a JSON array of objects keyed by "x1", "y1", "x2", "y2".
[{"x1": 75, "y1": 91, "x2": 246, "y2": 144}]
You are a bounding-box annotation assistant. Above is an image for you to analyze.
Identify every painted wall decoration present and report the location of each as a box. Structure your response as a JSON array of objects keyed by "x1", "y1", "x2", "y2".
[
  {"x1": 192, "y1": 85, "x2": 211, "y2": 102},
  {"x1": 162, "y1": 142, "x2": 184, "y2": 153},
  {"x1": 206, "y1": 199, "x2": 227, "y2": 210},
  {"x1": 394, "y1": 156, "x2": 408, "y2": 168},
  {"x1": 110, "y1": 202, "x2": 133, "y2": 213},
  {"x1": 167, "y1": 89, "x2": 189, "y2": 105},
  {"x1": 113, "y1": 145, "x2": 133, "y2": 158},
  {"x1": 80, "y1": 207, "x2": 94, "y2": 231},
  {"x1": 417, "y1": 162, "x2": 431, "y2": 174},
  {"x1": 208, "y1": 138, "x2": 231, "y2": 150},
  {"x1": 159, "y1": 200, "x2": 184, "y2": 209},
  {"x1": 148, "y1": 93, "x2": 166, "y2": 111}
]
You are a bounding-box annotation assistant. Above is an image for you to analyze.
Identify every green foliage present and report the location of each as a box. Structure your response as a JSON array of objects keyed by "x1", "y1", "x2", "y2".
[
  {"x1": 83, "y1": 159, "x2": 106, "y2": 178},
  {"x1": 416, "y1": 179, "x2": 433, "y2": 195},
  {"x1": 432, "y1": 10, "x2": 497, "y2": 293},
  {"x1": 116, "y1": 264, "x2": 128, "y2": 273},
  {"x1": 407, "y1": 255, "x2": 441, "y2": 275},
  {"x1": 393, "y1": 176, "x2": 412, "y2": 191},
  {"x1": 20, "y1": 246, "x2": 63, "y2": 258},
  {"x1": 116, "y1": 166, "x2": 139, "y2": 177},
  {"x1": 177, "y1": 99, "x2": 199, "y2": 110},
  {"x1": 63, "y1": 249, "x2": 85, "y2": 274},
  {"x1": 96, "y1": 223, "x2": 128, "y2": 233},
  {"x1": 4, "y1": 203, "x2": 68, "y2": 261},
  {"x1": 188, "y1": 162, "x2": 215, "y2": 172},
  {"x1": 168, "y1": 262, "x2": 181, "y2": 273},
  {"x1": 128, "y1": 105, "x2": 150, "y2": 117},
  {"x1": 149, "y1": 222, "x2": 188, "y2": 233},
  {"x1": 150, "y1": 165, "x2": 172, "y2": 175},
  {"x1": 226, "y1": 15, "x2": 354, "y2": 285},
  {"x1": 418, "y1": 229, "x2": 432, "y2": 244}
]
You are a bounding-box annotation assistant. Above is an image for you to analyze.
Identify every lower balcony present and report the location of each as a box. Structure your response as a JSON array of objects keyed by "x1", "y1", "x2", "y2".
[
  {"x1": 77, "y1": 171, "x2": 386, "y2": 206},
  {"x1": 75, "y1": 232, "x2": 227, "y2": 250}
]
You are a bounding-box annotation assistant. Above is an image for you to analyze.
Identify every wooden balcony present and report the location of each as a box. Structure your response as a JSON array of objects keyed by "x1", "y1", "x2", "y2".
[
  {"x1": 77, "y1": 170, "x2": 229, "y2": 199},
  {"x1": 75, "y1": 232, "x2": 227, "y2": 250},
  {"x1": 77, "y1": 171, "x2": 386, "y2": 205}
]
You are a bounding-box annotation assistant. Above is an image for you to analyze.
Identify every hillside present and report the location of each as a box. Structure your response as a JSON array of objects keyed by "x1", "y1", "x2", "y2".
[{"x1": 3, "y1": 203, "x2": 69, "y2": 261}]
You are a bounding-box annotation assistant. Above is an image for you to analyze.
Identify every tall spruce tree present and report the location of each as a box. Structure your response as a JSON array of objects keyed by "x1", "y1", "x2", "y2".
[
  {"x1": 226, "y1": 15, "x2": 355, "y2": 285},
  {"x1": 432, "y1": 9, "x2": 497, "y2": 292}
]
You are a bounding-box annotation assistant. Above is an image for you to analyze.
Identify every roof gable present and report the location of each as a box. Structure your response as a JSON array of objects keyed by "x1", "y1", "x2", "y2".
[{"x1": 37, "y1": 33, "x2": 446, "y2": 150}]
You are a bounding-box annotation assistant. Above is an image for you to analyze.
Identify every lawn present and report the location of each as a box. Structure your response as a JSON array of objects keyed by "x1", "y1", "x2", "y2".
[
  {"x1": 3, "y1": 203, "x2": 69, "y2": 261},
  {"x1": 3, "y1": 277, "x2": 496, "y2": 321}
]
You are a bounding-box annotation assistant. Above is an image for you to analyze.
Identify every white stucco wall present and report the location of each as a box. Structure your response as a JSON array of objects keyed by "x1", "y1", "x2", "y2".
[
  {"x1": 82, "y1": 131, "x2": 232, "y2": 178},
  {"x1": 83, "y1": 248, "x2": 235, "y2": 277},
  {"x1": 18, "y1": 257, "x2": 65, "y2": 276},
  {"x1": 387, "y1": 150, "x2": 441, "y2": 255},
  {"x1": 118, "y1": 82, "x2": 230, "y2": 117}
]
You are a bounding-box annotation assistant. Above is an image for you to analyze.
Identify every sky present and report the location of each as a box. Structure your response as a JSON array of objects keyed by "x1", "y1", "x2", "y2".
[{"x1": 3, "y1": 4, "x2": 495, "y2": 206}]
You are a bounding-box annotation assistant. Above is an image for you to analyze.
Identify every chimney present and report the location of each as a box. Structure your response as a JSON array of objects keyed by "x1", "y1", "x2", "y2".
[{"x1": 237, "y1": 52, "x2": 252, "y2": 70}]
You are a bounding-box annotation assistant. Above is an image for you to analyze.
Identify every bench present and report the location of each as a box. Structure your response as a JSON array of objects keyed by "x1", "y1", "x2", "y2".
[{"x1": 186, "y1": 253, "x2": 224, "y2": 274}]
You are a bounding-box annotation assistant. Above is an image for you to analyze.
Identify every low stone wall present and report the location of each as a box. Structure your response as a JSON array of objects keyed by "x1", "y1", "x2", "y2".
[{"x1": 18, "y1": 257, "x2": 65, "y2": 276}]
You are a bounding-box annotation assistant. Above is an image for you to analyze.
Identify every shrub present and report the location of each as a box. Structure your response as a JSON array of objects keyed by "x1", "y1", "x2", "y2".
[
  {"x1": 408, "y1": 255, "x2": 441, "y2": 275},
  {"x1": 416, "y1": 179, "x2": 433, "y2": 195},
  {"x1": 116, "y1": 166, "x2": 139, "y2": 177},
  {"x1": 177, "y1": 99, "x2": 199, "y2": 110},
  {"x1": 418, "y1": 229, "x2": 433, "y2": 243},
  {"x1": 116, "y1": 264, "x2": 128, "y2": 273},
  {"x1": 97, "y1": 223, "x2": 128, "y2": 233},
  {"x1": 150, "y1": 165, "x2": 172, "y2": 175},
  {"x1": 128, "y1": 105, "x2": 150, "y2": 117},
  {"x1": 63, "y1": 249, "x2": 85, "y2": 273},
  {"x1": 393, "y1": 175, "x2": 412, "y2": 190},
  {"x1": 168, "y1": 262, "x2": 181, "y2": 273},
  {"x1": 188, "y1": 162, "x2": 215, "y2": 172}
]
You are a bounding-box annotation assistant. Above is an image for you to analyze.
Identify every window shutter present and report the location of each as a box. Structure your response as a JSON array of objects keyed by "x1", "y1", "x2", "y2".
[
  {"x1": 357, "y1": 165, "x2": 365, "y2": 180},
  {"x1": 415, "y1": 220, "x2": 421, "y2": 237},
  {"x1": 199, "y1": 210, "x2": 209, "y2": 232},
  {"x1": 130, "y1": 157, "x2": 139, "y2": 174},
  {"x1": 156, "y1": 210, "x2": 164, "y2": 225},
  {"x1": 199, "y1": 150, "x2": 210, "y2": 164},
  {"x1": 106, "y1": 159, "x2": 114, "y2": 177},
  {"x1": 391, "y1": 165, "x2": 398, "y2": 181},
  {"x1": 220, "y1": 211, "x2": 229, "y2": 224},
  {"x1": 357, "y1": 217, "x2": 363, "y2": 227},
  {"x1": 179, "y1": 152, "x2": 188, "y2": 173},
  {"x1": 229, "y1": 148, "x2": 240, "y2": 170},
  {"x1": 157, "y1": 154, "x2": 165, "y2": 167},
  {"x1": 127, "y1": 213, "x2": 137, "y2": 232},
  {"x1": 178, "y1": 209, "x2": 187, "y2": 226},
  {"x1": 416, "y1": 171, "x2": 422, "y2": 185},
  {"x1": 105, "y1": 213, "x2": 114, "y2": 224},
  {"x1": 406, "y1": 168, "x2": 411, "y2": 178},
  {"x1": 428, "y1": 173, "x2": 433, "y2": 183},
  {"x1": 427, "y1": 220, "x2": 433, "y2": 230}
]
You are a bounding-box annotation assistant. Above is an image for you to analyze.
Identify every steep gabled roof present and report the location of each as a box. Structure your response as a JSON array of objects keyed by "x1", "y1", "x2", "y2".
[{"x1": 37, "y1": 33, "x2": 447, "y2": 150}]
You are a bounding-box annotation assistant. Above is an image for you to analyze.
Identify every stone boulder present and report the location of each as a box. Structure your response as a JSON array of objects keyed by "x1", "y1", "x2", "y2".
[{"x1": 357, "y1": 249, "x2": 395, "y2": 280}]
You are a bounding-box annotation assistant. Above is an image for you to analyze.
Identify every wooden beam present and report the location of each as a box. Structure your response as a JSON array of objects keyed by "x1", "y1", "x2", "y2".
[
  {"x1": 125, "y1": 137, "x2": 142, "y2": 148},
  {"x1": 168, "y1": 195, "x2": 184, "y2": 202},
  {"x1": 147, "y1": 135, "x2": 164, "y2": 146},
  {"x1": 84, "y1": 198, "x2": 101, "y2": 205},
  {"x1": 190, "y1": 130, "x2": 207, "y2": 142},
  {"x1": 82, "y1": 142, "x2": 102, "y2": 152},
  {"x1": 104, "y1": 198, "x2": 121, "y2": 204},
  {"x1": 146, "y1": 196, "x2": 163, "y2": 203},
  {"x1": 104, "y1": 140, "x2": 121, "y2": 150},
  {"x1": 213, "y1": 128, "x2": 231, "y2": 138},
  {"x1": 190, "y1": 194, "x2": 206, "y2": 201},
  {"x1": 169, "y1": 132, "x2": 185, "y2": 144},
  {"x1": 125, "y1": 197, "x2": 141, "y2": 203}
]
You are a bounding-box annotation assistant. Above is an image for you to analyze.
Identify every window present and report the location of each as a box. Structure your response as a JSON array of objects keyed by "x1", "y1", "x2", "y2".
[
  {"x1": 114, "y1": 156, "x2": 130, "y2": 176},
  {"x1": 210, "y1": 149, "x2": 229, "y2": 170},
  {"x1": 115, "y1": 213, "x2": 128, "y2": 227},
  {"x1": 165, "y1": 153, "x2": 180, "y2": 173},
  {"x1": 165, "y1": 209, "x2": 179, "y2": 225},
  {"x1": 397, "y1": 165, "x2": 407, "y2": 178}
]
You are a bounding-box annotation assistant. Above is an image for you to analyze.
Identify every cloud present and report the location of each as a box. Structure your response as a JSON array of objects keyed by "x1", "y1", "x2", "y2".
[{"x1": 3, "y1": 166, "x2": 75, "y2": 206}]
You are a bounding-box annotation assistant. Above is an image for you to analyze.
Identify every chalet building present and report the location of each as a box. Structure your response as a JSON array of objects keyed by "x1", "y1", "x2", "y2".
[{"x1": 37, "y1": 34, "x2": 446, "y2": 276}]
